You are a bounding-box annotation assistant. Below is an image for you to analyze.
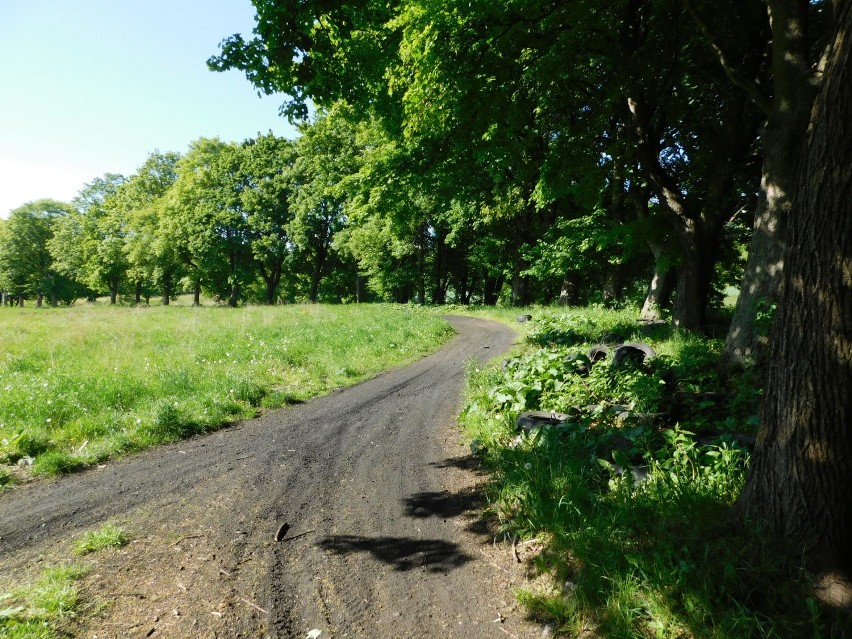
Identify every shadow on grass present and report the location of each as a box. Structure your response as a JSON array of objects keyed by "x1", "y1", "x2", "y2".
[
  {"x1": 483, "y1": 432, "x2": 841, "y2": 638},
  {"x1": 317, "y1": 535, "x2": 472, "y2": 573}
]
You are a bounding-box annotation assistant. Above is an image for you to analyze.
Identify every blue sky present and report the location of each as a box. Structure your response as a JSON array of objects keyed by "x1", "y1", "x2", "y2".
[{"x1": 0, "y1": 0, "x2": 298, "y2": 217}]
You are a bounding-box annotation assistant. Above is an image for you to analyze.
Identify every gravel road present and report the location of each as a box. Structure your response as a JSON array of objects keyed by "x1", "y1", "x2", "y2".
[{"x1": 0, "y1": 316, "x2": 542, "y2": 638}]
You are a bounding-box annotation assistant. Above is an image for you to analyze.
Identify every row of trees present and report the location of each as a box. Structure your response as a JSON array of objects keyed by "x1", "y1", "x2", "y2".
[
  {"x1": 206, "y1": 0, "x2": 851, "y2": 604},
  {"x1": 3, "y1": 0, "x2": 825, "y2": 349},
  {"x1": 0, "y1": 121, "x2": 363, "y2": 308}
]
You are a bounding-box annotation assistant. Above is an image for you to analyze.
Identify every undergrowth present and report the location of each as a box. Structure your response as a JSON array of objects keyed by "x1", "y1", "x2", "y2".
[{"x1": 461, "y1": 308, "x2": 845, "y2": 638}]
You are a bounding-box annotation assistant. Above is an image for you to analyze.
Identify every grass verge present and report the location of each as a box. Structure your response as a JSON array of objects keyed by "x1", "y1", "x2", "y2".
[
  {"x1": 0, "y1": 303, "x2": 453, "y2": 477},
  {"x1": 460, "y1": 307, "x2": 845, "y2": 638},
  {"x1": 0, "y1": 524, "x2": 132, "y2": 638}
]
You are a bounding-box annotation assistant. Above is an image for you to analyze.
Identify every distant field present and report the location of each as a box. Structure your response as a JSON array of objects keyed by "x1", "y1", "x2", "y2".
[{"x1": 0, "y1": 304, "x2": 453, "y2": 477}]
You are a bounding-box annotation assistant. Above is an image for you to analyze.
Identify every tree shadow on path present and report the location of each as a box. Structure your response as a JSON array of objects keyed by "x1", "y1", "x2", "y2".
[{"x1": 317, "y1": 535, "x2": 472, "y2": 573}]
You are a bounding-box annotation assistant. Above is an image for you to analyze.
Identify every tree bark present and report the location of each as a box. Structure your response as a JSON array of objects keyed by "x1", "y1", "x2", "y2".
[
  {"x1": 721, "y1": 0, "x2": 820, "y2": 370},
  {"x1": 737, "y1": 3, "x2": 852, "y2": 608},
  {"x1": 309, "y1": 245, "x2": 327, "y2": 303},
  {"x1": 483, "y1": 275, "x2": 502, "y2": 306},
  {"x1": 162, "y1": 273, "x2": 171, "y2": 306},
  {"x1": 558, "y1": 272, "x2": 580, "y2": 307},
  {"x1": 193, "y1": 281, "x2": 201, "y2": 306},
  {"x1": 228, "y1": 283, "x2": 241, "y2": 308},
  {"x1": 640, "y1": 241, "x2": 676, "y2": 321}
]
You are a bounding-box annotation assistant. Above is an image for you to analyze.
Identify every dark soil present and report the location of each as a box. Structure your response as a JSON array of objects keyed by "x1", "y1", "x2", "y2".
[{"x1": 0, "y1": 316, "x2": 549, "y2": 638}]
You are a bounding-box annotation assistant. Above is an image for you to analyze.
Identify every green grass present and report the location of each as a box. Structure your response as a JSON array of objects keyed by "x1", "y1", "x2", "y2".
[
  {"x1": 0, "y1": 564, "x2": 87, "y2": 638},
  {"x1": 72, "y1": 524, "x2": 129, "y2": 556},
  {"x1": 0, "y1": 303, "x2": 453, "y2": 476},
  {"x1": 0, "y1": 523, "x2": 132, "y2": 638},
  {"x1": 460, "y1": 307, "x2": 846, "y2": 638}
]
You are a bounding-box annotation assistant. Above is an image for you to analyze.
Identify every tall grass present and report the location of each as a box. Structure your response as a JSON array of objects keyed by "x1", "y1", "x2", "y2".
[
  {"x1": 461, "y1": 307, "x2": 844, "y2": 638},
  {"x1": 0, "y1": 304, "x2": 452, "y2": 476}
]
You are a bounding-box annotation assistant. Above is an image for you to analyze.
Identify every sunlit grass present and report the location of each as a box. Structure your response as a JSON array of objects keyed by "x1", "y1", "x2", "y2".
[
  {"x1": 72, "y1": 523, "x2": 130, "y2": 556},
  {"x1": 460, "y1": 307, "x2": 843, "y2": 637},
  {"x1": 0, "y1": 304, "x2": 453, "y2": 476},
  {"x1": 0, "y1": 563, "x2": 88, "y2": 638}
]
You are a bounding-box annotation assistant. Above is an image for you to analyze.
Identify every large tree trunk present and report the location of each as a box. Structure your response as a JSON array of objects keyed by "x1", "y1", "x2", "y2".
[
  {"x1": 193, "y1": 281, "x2": 201, "y2": 306},
  {"x1": 483, "y1": 275, "x2": 502, "y2": 306},
  {"x1": 737, "y1": 5, "x2": 852, "y2": 608},
  {"x1": 109, "y1": 279, "x2": 118, "y2": 305},
  {"x1": 672, "y1": 219, "x2": 721, "y2": 330},
  {"x1": 720, "y1": 0, "x2": 819, "y2": 370},
  {"x1": 511, "y1": 259, "x2": 530, "y2": 306}
]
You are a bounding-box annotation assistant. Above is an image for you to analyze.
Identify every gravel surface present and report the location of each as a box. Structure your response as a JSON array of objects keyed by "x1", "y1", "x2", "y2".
[{"x1": 0, "y1": 316, "x2": 546, "y2": 638}]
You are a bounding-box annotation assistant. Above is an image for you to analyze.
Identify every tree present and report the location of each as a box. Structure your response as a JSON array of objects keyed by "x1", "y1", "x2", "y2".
[
  {"x1": 168, "y1": 138, "x2": 253, "y2": 306},
  {"x1": 50, "y1": 174, "x2": 129, "y2": 304},
  {"x1": 291, "y1": 105, "x2": 361, "y2": 302},
  {"x1": 240, "y1": 133, "x2": 298, "y2": 305},
  {"x1": 119, "y1": 151, "x2": 181, "y2": 305},
  {"x1": 0, "y1": 199, "x2": 75, "y2": 306},
  {"x1": 737, "y1": 1, "x2": 852, "y2": 607}
]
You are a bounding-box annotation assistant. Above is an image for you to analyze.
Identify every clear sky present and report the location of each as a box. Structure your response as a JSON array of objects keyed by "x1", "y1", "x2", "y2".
[{"x1": 0, "y1": 0, "x2": 298, "y2": 218}]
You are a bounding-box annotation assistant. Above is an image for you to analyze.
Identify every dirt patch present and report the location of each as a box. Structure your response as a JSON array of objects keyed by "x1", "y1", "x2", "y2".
[{"x1": 1, "y1": 316, "x2": 548, "y2": 638}]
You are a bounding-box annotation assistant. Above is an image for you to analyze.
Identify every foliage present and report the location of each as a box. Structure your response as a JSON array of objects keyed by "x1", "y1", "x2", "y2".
[
  {"x1": 49, "y1": 175, "x2": 129, "y2": 303},
  {"x1": 460, "y1": 310, "x2": 841, "y2": 636},
  {"x1": 0, "y1": 304, "x2": 453, "y2": 476},
  {"x1": 0, "y1": 200, "x2": 77, "y2": 305}
]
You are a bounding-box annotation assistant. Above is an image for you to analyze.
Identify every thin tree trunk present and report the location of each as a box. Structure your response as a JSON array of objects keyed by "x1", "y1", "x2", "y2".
[
  {"x1": 228, "y1": 283, "x2": 241, "y2": 308},
  {"x1": 109, "y1": 281, "x2": 118, "y2": 305},
  {"x1": 603, "y1": 264, "x2": 626, "y2": 306},
  {"x1": 135, "y1": 280, "x2": 142, "y2": 305},
  {"x1": 355, "y1": 276, "x2": 365, "y2": 303},
  {"x1": 559, "y1": 273, "x2": 580, "y2": 307},
  {"x1": 737, "y1": 5, "x2": 852, "y2": 607},
  {"x1": 162, "y1": 273, "x2": 171, "y2": 306},
  {"x1": 640, "y1": 242, "x2": 676, "y2": 321},
  {"x1": 309, "y1": 244, "x2": 328, "y2": 304},
  {"x1": 193, "y1": 281, "x2": 201, "y2": 306}
]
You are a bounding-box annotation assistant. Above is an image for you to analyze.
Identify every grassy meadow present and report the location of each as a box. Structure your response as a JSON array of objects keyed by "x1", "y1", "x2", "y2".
[{"x1": 0, "y1": 303, "x2": 453, "y2": 478}]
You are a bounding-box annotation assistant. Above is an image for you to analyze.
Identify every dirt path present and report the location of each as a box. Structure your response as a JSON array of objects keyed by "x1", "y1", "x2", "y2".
[{"x1": 0, "y1": 316, "x2": 547, "y2": 639}]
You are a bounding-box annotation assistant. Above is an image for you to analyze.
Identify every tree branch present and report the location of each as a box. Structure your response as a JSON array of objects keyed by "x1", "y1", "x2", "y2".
[{"x1": 681, "y1": 0, "x2": 773, "y2": 116}]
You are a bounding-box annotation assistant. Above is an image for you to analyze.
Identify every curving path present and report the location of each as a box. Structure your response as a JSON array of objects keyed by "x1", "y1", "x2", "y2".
[{"x1": 0, "y1": 316, "x2": 539, "y2": 638}]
